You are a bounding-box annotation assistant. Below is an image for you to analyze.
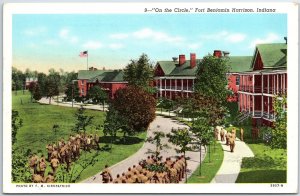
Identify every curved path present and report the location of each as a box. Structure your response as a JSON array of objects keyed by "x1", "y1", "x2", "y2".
[
  {"x1": 38, "y1": 97, "x2": 205, "y2": 183},
  {"x1": 82, "y1": 116, "x2": 206, "y2": 183},
  {"x1": 211, "y1": 134, "x2": 254, "y2": 183}
]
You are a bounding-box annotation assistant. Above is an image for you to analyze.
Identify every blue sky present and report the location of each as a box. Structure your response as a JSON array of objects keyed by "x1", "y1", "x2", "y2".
[{"x1": 13, "y1": 14, "x2": 287, "y2": 73}]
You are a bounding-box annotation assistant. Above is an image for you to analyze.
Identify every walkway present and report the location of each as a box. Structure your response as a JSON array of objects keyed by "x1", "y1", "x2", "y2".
[
  {"x1": 211, "y1": 133, "x2": 254, "y2": 183},
  {"x1": 82, "y1": 116, "x2": 206, "y2": 183}
]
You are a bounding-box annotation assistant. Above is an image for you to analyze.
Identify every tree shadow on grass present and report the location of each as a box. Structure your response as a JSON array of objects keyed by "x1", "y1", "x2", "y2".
[
  {"x1": 99, "y1": 136, "x2": 144, "y2": 145},
  {"x1": 241, "y1": 156, "x2": 284, "y2": 169},
  {"x1": 236, "y1": 169, "x2": 286, "y2": 183}
]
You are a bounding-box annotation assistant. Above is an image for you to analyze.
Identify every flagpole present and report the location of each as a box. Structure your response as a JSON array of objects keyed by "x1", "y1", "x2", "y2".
[{"x1": 87, "y1": 50, "x2": 89, "y2": 70}]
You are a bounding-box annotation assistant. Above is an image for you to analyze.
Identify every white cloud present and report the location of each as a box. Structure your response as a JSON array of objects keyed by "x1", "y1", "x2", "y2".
[
  {"x1": 24, "y1": 27, "x2": 47, "y2": 36},
  {"x1": 109, "y1": 43, "x2": 124, "y2": 49},
  {"x1": 249, "y1": 33, "x2": 280, "y2": 48},
  {"x1": 109, "y1": 33, "x2": 129, "y2": 39},
  {"x1": 82, "y1": 41, "x2": 103, "y2": 49},
  {"x1": 200, "y1": 30, "x2": 246, "y2": 43},
  {"x1": 132, "y1": 28, "x2": 184, "y2": 43},
  {"x1": 188, "y1": 43, "x2": 201, "y2": 50},
  {"x1": 59, "y1": 28, "x2": 79, "y2": 44},
  {"x1": 44, "y1": 39, "x2": 59, "y2": 46}
]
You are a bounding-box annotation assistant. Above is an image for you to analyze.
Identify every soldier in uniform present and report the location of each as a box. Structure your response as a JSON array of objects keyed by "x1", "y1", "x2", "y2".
[
  {"x1": 100, "y1": 165, "x2": 113, "y2": 183},
  {"x1": 141, "y1": 172, "x2": 148, "y2": 183},
  {"x1": 214, "y1": 127, "x2": 219, "y2": 140},
  {"x1": 50, "y1": 157, "x2": 59, "y2": 175},
  {"x1": 46, "y1": 144, "x2": 53, "y2": 162},
  {"x1": 136, "y1": 162, "x2": 143, "y2": 173},
  {"x1": 32, "y1": 174, "x2": 44, "y2": 183},
  {"x1": 38, "y1": 155, "x2": 47, "y2": 177},
  {"x1": 44, "y1": 171, "x2": 55, "y2": 183},
  {"x1": 240, "y1": 128, "x2": 244, "y2": 141},
  {"x1": 126, "y1": 174, "x2": 134, "y2": 183},
  {"x1": 51, "y1": 146, "x2": 60, "y2": 160},
  {"x1": 29, "y1": 153, "x2": 39, "y2": 174},
  {"x1": 65, "y1": 148, "x2": 72, "y2": 172},
  {"x1": 220, "y1": 128, "x2": 225, "y2": 142},
  {"x1": 225, "y1": 131, "x2": 231, "y2": 146},
  {"x1": 125, "y1": 167, "x2": 133, "y2": 179},
  {"x1": 146, "y1": 156, "x2": 153, "y2": 165},
  {"x1": 120, "y1": 172, "x2": 127, "y2": 181},
  {"x1": 229, "y1": 135, "x2": 235, "y2": 153},
  {"x1": 131, "y1": 171, "x2": 139, "y2": 183},
  {"x1": 113, "y1": 174, "x2": 122, "y2": 183},
  {"x1": 169, "y1": 164, "x2": 178, "y2": 183}
]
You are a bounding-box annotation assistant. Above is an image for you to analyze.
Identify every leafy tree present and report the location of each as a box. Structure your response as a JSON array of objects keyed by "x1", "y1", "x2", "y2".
[
  {"x1": 123, "y1": 53, "x2": 154, "y2": 89},
  {"x1": 28, "y1": 82, "x2": 37, "y2": 102},
  {"x1": 146, "y1": 131, "x2": 169, "y2": 160},
  {"x1": 12, "y1": 67, "x2": 25, "y2": 93},
  {"x1": 37, "y1": 72, "x2": 47, "y2": 96},
  {"x1": 167, "y1": 128, "x2": 192, "y2": 183},
  {"x1": 194, "y1": 55, "x2": 231, "y2": 104},
  {"x1": 45, "y1": 73, "x2": 60, "y2": 104},
  {"x1": 12, "y1": 110, "x2": 23, "y2": 146},
  {"x1": 65, "y1": 82, "x2": 80, "y2": 102},
  {"x1": 270, "y1": 96, "x2": 287, "y2": 149},
  {"x1": 190, "y1": 117, "x2": 214, "y2": 176},
  {"x1": 112, "y1": 86, "x2": 156, "y2": 135},
  {"x1": 33, "y1": 83, "x2": 42, "y2": 101},
  {"x1": 12, "y1": 148, "x2": 32, "y2": 183},
  {"x1": 87, "y1": 85, "x2": 108, "y2": 111},
  {"x1": 158, "y1": 98, "x2": 174, "y2": 116},
  {"x1": 73, "y1": 106, "x2": 94, "y2": 135}
]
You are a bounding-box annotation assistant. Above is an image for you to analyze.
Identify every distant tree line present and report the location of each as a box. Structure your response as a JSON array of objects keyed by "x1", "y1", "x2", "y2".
[{"x1": 12, "y1": 67, "x2": 78, "y2": 102}]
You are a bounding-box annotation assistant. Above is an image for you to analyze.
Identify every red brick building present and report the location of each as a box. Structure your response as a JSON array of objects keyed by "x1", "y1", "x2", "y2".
[
  {"x1": 153, "y1": 51, "x2": 252, "y2": 100},
  {"x1": 238, "y1": 43, "x2": 287, "y2": 127},
  {"x1": 77, "y1": 68, "x2": 127, "y2": 99}
]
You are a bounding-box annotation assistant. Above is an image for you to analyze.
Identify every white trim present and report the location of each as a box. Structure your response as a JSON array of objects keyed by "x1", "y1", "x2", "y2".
[
  {"x1": 154, "y1": 76, "x2": 196, "y2": 80},
  {"x1": 252, "y1": 95, "x2": 254, "y2": 116}
]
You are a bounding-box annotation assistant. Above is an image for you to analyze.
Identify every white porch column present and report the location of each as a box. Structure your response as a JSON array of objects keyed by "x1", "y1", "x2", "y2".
[
  {"x1": 267, "y1": 75, "x2": 270, "y2": 94},
  {"x1": 175, "y1": 79, "x2": 177, "y2": 91},
  {"x1": 187, "y1": 79, "x2": 189, "y2": 91},
  {"x1": 181, "y1": 79, "x2": 183, "y2": 91},
  {"x1": 283, "y1": 74, "x2": 285, "y2": 92},
  {"x1": 164, "y1": 78, "x2": 167, "y2": 97},
  {"x1": 280, "y1": 74, "x2": 283, "y2": 93},
  {"x1": 273, "y1": 75, "x2": 275, "y2": 94},
  {"x1": 160, "y1": 79, "x2": 162, "y2": 97},
  {"x1": 192, "y1": 79, "x2": 195, "y2": 91},
  {"x1": 252, "y1": 74, "x2": 255, "y2": 93},
  {"x1": 267, "y1": 96, "x2": 270, "y2": 118},
  {"x1": 252, "y1": 95, "x2": 255, "y2": 116},
  {"x1": 277, "y1": 74, "x2": 279, "y2": 94}
]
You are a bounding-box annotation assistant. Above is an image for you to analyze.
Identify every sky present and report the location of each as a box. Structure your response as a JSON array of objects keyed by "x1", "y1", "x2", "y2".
[{"x1": 12, "y1": 14, "x2": 287, "y2": 73}]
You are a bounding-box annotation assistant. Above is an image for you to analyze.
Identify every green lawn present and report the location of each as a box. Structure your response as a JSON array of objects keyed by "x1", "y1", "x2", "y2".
[
  {"x1": 187, "y1": 142, "x2": 224, "y2": 183},
  {"x1": 236, "y1": 143, "x2": 287, "y2": 183},
  {"x1": 12, "y1": 91, "x2": 146, "y2": 182}
]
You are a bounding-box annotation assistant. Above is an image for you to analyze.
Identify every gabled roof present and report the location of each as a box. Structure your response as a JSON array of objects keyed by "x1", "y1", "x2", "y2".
[
  {"x1": 78, "y1": 70, "x2": 107, "y2": 79},
  {"x1": 156, "y1": 60, "x2": 200, "y2": 76},
  {"x1": 253, "y1": 43, "x2": 287, "y2": 69},
  {"x1": 228, "y1": 56, "x2": 252, "y2": 72},
  {"x1": 78, "y1": 70, "x2": 125, "y2": 82}
]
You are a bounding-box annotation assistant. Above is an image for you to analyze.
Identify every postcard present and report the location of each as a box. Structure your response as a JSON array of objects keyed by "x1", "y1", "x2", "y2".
[{"x1": 2, "y1": 2, "x2": 298, "y2": 194}]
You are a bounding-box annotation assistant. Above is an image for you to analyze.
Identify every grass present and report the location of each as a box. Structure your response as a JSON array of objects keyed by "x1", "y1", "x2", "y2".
[
  {"x1": 236, "y1": 143, "x2": 287, "y2": 183},
  {"x1": 12, "y1": 91, "x2": 146, "y2": 182},
  {"x1": 187, "y1": 142, "x2": 224, "y2": 183}
]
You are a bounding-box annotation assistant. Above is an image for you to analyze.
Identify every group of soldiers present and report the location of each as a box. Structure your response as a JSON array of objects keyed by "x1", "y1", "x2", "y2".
[
  {"x1": 215, "y1": 126, "x2": 244, "y2": 153},
  {"x1": 100, "y1": 155, "x2": 187, "y2": 183},
  {"x1": 29, "y1": 132, "x2": 100, "y2": 183}
]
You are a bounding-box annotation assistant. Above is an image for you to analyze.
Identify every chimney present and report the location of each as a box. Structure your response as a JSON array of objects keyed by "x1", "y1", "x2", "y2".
[
  {"x1": 179, "y1": 54, "x2": 186, "y2": 66},
  {"x1": 172, "y1": 57, "x2": 178, "y2": 62},
  {"x1": 190, "y1": 53, "x2": 196, "y2": 69},
  {"x1": 213, "y1": 50, "x2": 222, "y2": 58},
  {"x1": 89, "y1": 67, "x2": 97, "y2": 71},
  {"x1": 222, "y1": 51, "x2": 230, "y2": 57}
]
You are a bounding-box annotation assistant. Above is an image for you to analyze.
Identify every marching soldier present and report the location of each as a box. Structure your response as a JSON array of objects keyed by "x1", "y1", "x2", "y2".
[
  {"x1": 50, "y1": 157, "x2": 59, "y2": 175},
  {"x1": 240, "y1": 128, "x2": 244, "y2": 141},
  {"x1": 220, "y1": 128, "x2": 225, "y2": 142},
  {"x1": 113, "y1": 174, "x2": 122, "y2": 183},
  {"x1": 29, "y1": 153, "x2": 39, "y2": 174},
  {"x1": 225, "y1": 131, "x2": 231, "y2": 146},
  {"x1": 44, "y1": 171, "x2": 55, "y2": 183},
  {"x1": 46, "y1": 144, "x2": 53, "y2": 162},
  {"x1": 100, "y1": 165, "x2": 113, "y2": 183},
  {"x1": 32, "y1": 174, "x2": 43, "y2": 183},
  {"x1": 38, "y1": 155, "x2": 47, "y2": 177},
  {"x1": 229, "y1": 135, "x2": 235, "y2": 153},
  {"x1": 214, "y1": 127, "x2": 219, "y2": 140},
  {"x1": 169, "y1": 164, "x2": 178, "y2": 183}
]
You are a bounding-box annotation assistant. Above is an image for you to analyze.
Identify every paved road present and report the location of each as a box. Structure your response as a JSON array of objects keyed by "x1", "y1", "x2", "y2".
[
  {"x1": 82, "y1": 116, "x2": 206, "y2": 183},
  {"x1": 211, "y1": 132, "x2": 254, "y2": 183}
]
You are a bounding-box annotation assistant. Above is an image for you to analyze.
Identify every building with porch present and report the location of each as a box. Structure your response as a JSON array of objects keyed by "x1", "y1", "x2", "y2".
[
  {"x1": 153, "y1": 51, "x2": 252, "y2": 100},
  {"x1": 77, "y1": 68, "x2": 127, "y2": 99},
  {"x1": 238, "y1": 43, "x2": 287, "y2": 127}
]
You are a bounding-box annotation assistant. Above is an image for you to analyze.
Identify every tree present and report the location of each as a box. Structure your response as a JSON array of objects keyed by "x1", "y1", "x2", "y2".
[
  {"x1": 194, "y1": 55, "x2": 231, "y2": 104},
  {"x1": 73, "y1": 106, "x2": 94, "y2": 135},
  {"x1": 270, "y1": 96, "x2": 287, "y2": 149},
  {"x1": 167, "y1": 128, "x2": 192, "y2": 183},
  {"x1": 123, "y1": 53, "x2": 154, "y2": 89},
  {"x1": 28, "y1": 82, "x2": 37, "y2": 102},
  {"x1": 111, "y1": 86, "x2": 156, "y2": 134},
  {"x1": 12, "y1": 110, "x2": 23, "y2": 146},
  {"x1": 45, "y1": 74, "x2": 60, "y2": 104},
  {"x1": 158, "y1": 98, "x2": 174, "y2": 116},
  {"x1": 12, "y1": 67, "x2": 25, "y2": 93},
  {"x1": 33, "y1": 83, "x2": 42, "y2": 101},
  {"x1": 87, "y1": 85, "x2": 108, "y2": 111},
  {"x1": 146, "y1": 131, "x2": 168, "y2": 160},
  {"x1": 65, "y1": 82, "x2": 80, "y2": 102},
  {"x1": 190, "y1": 117, "x2": 214, "y2": 176}
]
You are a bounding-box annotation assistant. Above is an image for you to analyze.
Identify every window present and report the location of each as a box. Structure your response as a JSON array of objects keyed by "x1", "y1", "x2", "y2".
[
  {"x1": 81, "y1": 89, "x2": 84, "y2": 94},
  {"x1": 81, "y1": 80, "x2": 84, "y2": 85},
  {"x1": 236, "y1": 76, "x2": 240, "y2": 85}
]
